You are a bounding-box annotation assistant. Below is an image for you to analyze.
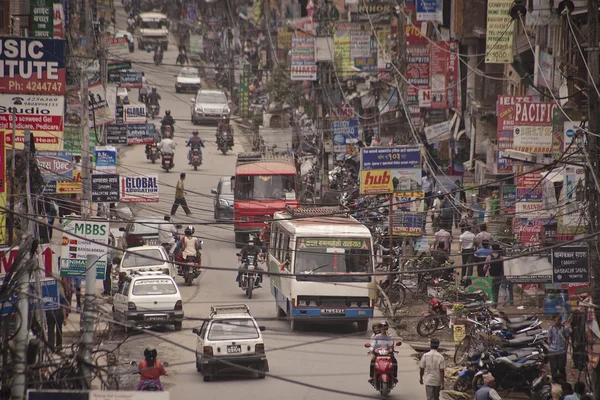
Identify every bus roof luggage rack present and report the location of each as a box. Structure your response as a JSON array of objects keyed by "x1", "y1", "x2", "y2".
[
  {"x1": 210, "y1": 304, "x2": 251, "y2": 315},
  {"x1": 237, "y1": 152, "x2": 262, "y2": 163},
  {"x1": 285, "y1": 206, "x2": 346, "y2": 217},
  {"x1": 236, "y1": 152, "x2": 294, "y2": 165}
]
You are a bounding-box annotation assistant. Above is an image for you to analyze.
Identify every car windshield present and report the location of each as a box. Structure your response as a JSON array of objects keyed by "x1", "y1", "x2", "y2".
[
  {"x1": 208, "y1": 319, "x2": 259, "y2": 340},
  {"x1": 220, "y1": 180, "x2": 233, "y2": 195},
  {"x1": 130, "y1": 222, "x2": 161, "y2": 235},
  {"x1": 196, "y1": 93, "x2": 227, "y2": 104},
  {"x1": 132, "y1": 278, "x2": 177, "y2": 295},
  {"x1": 122, "y1": 249, "x2": 164, "y2": 268},
  {"x1": 234, "y1": 175, "x2": 296, "y2": 200},
  {"x1": 141, "y1": 19, "x2": 167, "y2": 29},
  {"x1": 295, "y1": 238, "x2": 372, "y2": 282},
  {"x1": 180, "y1": 68, "x2": 199, "y2": 78}
]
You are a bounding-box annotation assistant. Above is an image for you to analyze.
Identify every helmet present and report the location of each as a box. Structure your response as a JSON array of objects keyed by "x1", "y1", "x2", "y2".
[
  {"x1": 372, "y1": 322, "x2": 380, "y2": 333},
  {"x1": 152, "y1": 87, "x2": 157, "y2": 92},
  {"x1": 164, "y1": 215, "x2": 171, "y2": 221},
  {"x1": 192, "y1": 130, "x2": 199, "y2": 136},
  {"x1": 184, "y1": 226, "x2": 194, "y2": 236},
  {"x1": 377, "y1": 320, "x2": 389, "y2": 331},
  {"x1": 165, "y1": 110, "x2": 171, "y2": 116},
  {"x1": 144, "y1": 347, "x2": 157, "y2": 359}
]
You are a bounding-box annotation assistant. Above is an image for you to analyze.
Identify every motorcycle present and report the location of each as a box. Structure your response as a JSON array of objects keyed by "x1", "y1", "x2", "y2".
[
  {"x1": 127, "y1": 19, "x2": 136, "y2": 34},
  {"x1": 472, "y1": 351, "x2": 545, "y2": 393},
  {"x1": 149, "y1": 104, "x2": 160, "y2": 120},
  {"x1": 190, "y1": 147, "x2": 202, "y2": 170},
  {"x1": 364, "y1": 342, "x2": 402, "y2": 397},
  {"x1": 531, "y1": 374, "x2": 552, "y2": 400},
  {"x1": 161, "y1": 152, "x2": 174, "y2": 172},
  {"x1": 161, "y1": 123, "x2": 174, "y2": 138},
  {"x1": 146, "y1": 143, "x2": 159, "y2": 163},
  {"x1": 217, "y1": 130, "x2": 233, "y2": 155},
  {"x1": 154, "y1": 49, "x2": 163, "y2": 66},
  {"x1": 238, "y1": 254, "x2": 260, "y2": 299},
  {"x1": 177, "y1": 253, "x2": 201, "y2": 286},
  {"x1": 176, "y1": 50, "x2": 188, "y2": 66}
]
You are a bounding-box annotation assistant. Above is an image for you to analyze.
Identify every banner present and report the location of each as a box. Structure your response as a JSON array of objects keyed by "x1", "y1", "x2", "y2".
[
  {"x1": 416, "y1": 0, "x2": 442, "y2": 23},
  {"x1": 127, "y1": 124, "x2": 155, "y2": 145},
  {"x1": 552, "y1": 245, "x2": 589, "y2": 284},
  {"x1": 332, "y1": 119, "x2": 359, "y2": 154},
  {"x1": 120, "y1": 175, "x2": 159, "y2": 203},
  {"x1": 360, "y1": 146, "x2": 422, "y2": 195},
  {"x1": 106, "y1": 37, "x2": 130, "y2": 60},
  {"x1": 513, "y1": 102, "x2": 556, "y2": 153},
  {"x1": 427, "y1": 42, "x2": 460, "y2": 109},
  {"x1": 361, "y1": 146, "x2": 422, "y2": 170},
  {"x1": 497, "y1": 96, "x2": 532, "y2": 173},
  {"x1": 94, "y1": 146, "x2": 117, "y2": 174},
  {"x1": 30, "y1": 0, "x2": 53, "y2": 38},
  {"x1": 60, "y1": 219, "x2": 109, "y2": 279},
  {"x1": 424, "y1": 118, "x2": 454, "y2": 143},
  {"x1": 123, "y1": 104, "x2": 147, "y2": 123},
  {"x1": 0, "y1": 133, "x2": 5, "y2": 244},
  {"x1": 91, "y1": 174, "x2": 120, "y2": 203},
  {"x1": 119, "y1": 71, "x2": 143, "y2": 88},
  {"x1": 392, "y1": 213, "x2": 424, "y2": 236},
  {"x1": 291, "y1": 33, "x2": 316, "y2": 81},
  {"x1": 485, "y1": 0, "x2": 514, "y2": 63},
  {"x1": 1, "y1": 279, "x2": 59, "y2": 316},
  {"x1": 239, "y1": 64, "x2": 250, "y2": 118},
  {"x1": 36, "y1": 151, "x2": 73, "y2": 181}
]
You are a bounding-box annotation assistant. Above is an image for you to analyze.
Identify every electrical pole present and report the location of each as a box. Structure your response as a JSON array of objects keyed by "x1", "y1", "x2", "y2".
[{"x1": 8, "y1": 111, "x2": 16, "y2": 246}]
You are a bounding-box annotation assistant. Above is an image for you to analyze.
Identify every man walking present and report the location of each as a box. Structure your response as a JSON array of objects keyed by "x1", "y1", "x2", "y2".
[
  {"x1": 171, "y1": 173, "x2": 192, "y2": 216},
  {"x1": 422, "y1": 172, "x2": 434, "y2": 210},
  {"x1": 458, "y1": 226, "x2": 475, "y2": 277},
  {"x1": 420, "y1": 338, "x2": 445, "y2": 400},
  {"x1": 549, "y1": 314, "x2": 570, "y2": 378},
  {"x1": 453, "y1": 180, "x2": 466, "y2": 228}
]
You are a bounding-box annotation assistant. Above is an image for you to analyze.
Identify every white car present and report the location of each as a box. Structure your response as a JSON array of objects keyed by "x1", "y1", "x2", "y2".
[
  {"x1": 119, "y1": 245, "x2": 174, "y2": 277},
  {"x1": 192, "y1": 304, "x2": 268, "y2": 381},
  {"x1": 113, "y1": 271, "x2": 184, "y2": 332},
  {"x1": 175, "y1": 67, "x2": 201, "y2": 93},
  {"x1": 116, "y1": 86, "x2": 130, "y2": 104},
  {"x1": 190, "y1": 89, "x2": 230, "y2": 125}
]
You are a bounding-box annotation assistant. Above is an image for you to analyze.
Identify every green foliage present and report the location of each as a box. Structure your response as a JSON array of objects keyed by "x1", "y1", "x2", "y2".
[{"x1": 264, "y1": 64, "x2": 312, "y2": 117}]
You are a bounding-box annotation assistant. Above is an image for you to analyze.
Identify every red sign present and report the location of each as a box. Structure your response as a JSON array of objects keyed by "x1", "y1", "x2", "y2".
[
  {"x1": 405, "y1": 25, "x2": 429, "y2": 89},
  {"x1": 514, "y1": 102, "x2": 556, "y2": 125},
  {"x1": 520, "y1": 225, "x2": 544, "y2": 248},
  {"x1": 516, "y1": 173, "x2": 542, "y2": 187},
  {"x1": 496, "y1": 96, "x2": 533, "y2": 174},
  {"x1": 0, "y1": 246, "x2": 55, "y2": 277},
  {"x1": 0, "y1": 132, "x2": 4, "y2": 195}
]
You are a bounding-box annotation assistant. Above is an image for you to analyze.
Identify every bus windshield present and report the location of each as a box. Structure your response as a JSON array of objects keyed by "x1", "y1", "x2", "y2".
[
  {"x1": 295, "y1": 238, "x2": 372, "y2": 282},
  {"x1": 141, "y1": 19, "x2": 167, "y2": 29},
  {"x1": 235, "y1": 175, "x2": 296, "y2": 200}
]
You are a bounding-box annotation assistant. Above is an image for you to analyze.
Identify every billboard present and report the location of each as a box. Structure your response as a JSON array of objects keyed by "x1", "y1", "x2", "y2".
[
  {"x1": 0, "y1": 133, "x2": 5, "y2": 244},
  {"x1": 0, "y1": 38, "x2": 66, "y2": 94},
  {"x1": 123, "y1": 104, "x2": 147, "y2": 123},
  {"x1": 360, "y1": 146, "x2": 422, "y2": 195},
  {"x1": 0, "y1": 95, "x2": 64, "y2": 151},
  {"x1": 94, "y1": 146, "x2": 117, "y2": 174},
  {"x1": 30, "y1": 0, "x2": 54, "y2": 38},
  {"x1": 127, "y1": 124, "x2": 155, "y2": 145},
  {"x1": 119, "y1": 71, "x2": 143, "y2": 88},
  {"x1": 291, "y1": 33, "x2": 316, "y2": 81},
  {"x1": 552, "y1": 245, "x2": 589, "y2": 284},
  {"x1": 497, "y1": 96, "x2": 532, "y2": 174},
  {"x1": 120, "y1": 175, "x2": 159, "y2": 203},
  {"x1": 60, "y1": 220, "x2": 109, "y2": 279},
  {"x1": 332, "y1": 120, "x2": 359, "y2": 155},
  {"x1": 485, "y1": 0, "x2": 514, "y2": 63},
  {"x1": 416, "y1": 0, "x2": 442, "y2": 23},
  {"x1": 513, "y1": 102, "x2": 556, "y2": 153},
  {"x1": 36, "y1": 151, "x2": 73, "y2": 181},
  {"x1": 106, "y1": 37, "x2": 130, "y2": 60}
]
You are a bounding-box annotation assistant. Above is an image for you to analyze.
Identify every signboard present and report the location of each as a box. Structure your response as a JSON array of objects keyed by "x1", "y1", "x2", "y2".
[
  {"x1": 513, "y1": 102, "x2": 556, "y2": 153},
  {"x1": 91, "y1": 174, "x2": 120, "y2": 203},
  {"x1": 0, "y1": 132, "x2": 5, "y2": 244},
  {"x1": 291, "y1": 33, "x2": 316, "y2": 81},
  {"x1": 120, "y1": 71, "x2": 143, "y2": 88},
  {"x1": 63, "y1": 125, "x2": 98, "y2": 154},
  {"x1": 106, "y1": 37, "x2": 130, "y2": 60},
  {"x1": 105, "y1": 124, "x2": 128, "y2": 145},
  {"x1": 1, "y1": 95, "x2": 64, "y2": 150},
  {"x1": 123, "y1": 104, "x2": 147, "y2": 123},
  {"x1": 428, "y1": 42, "x2": 460, "y2": 109},
  {"x1": 60, "y1": 220, "x2": 109, "y2": 279},
  {"x1": 560, "y1": 166, "x2": 586, "y2": 233},
  {"x1": 332, "y1": 120, "x2": 359, "y2": 154},
  {"x1": 67, "y1": 83, "x2": 113, "y2": 128},
  {"x1": 53, "y1": 3, "x2": 65, "y2": 39},
  {"x1": 392, "y1": 213, "x2": 424, "y2": 236},
  {"x1": 239, "y1": 64, "x2": 250, "y2": 118},
  {"x1": 416, "y1": 0, "x2": 442, "y2": 23},
  {"x1": 120, "y1": 175, "x2": 159, "y2": 203},
  {"x1": 28, "y1": 390, "x2": 170, "y2": 400},
  {"x1": 361, "y1": 146, "x2": 422, "y2": 170},
  {"x1": 519, "y1": 225, "x2": 543, "y2": 248},
  {"x1": 485, "y1": 0, "x2": 514, "y2": 63},
  {"x1": 30, "y1": 0, "x2": 54, "y2": 38},
  {"x1": 0, "y1": 244, "x2": 56, "y2": 278},
  {"x1": 563, "y1": 120, "x2": 584, "y2": 154},
  {"x1": 497, "y1": 96, "x2": 533, "y2": 173},
  {"x1": 1, "y1": 279, "x2": 59, "y2": 316},
  {"x1": 0, "y1": 38, "x2": 65, "y2": 94},
  {"x1": 37, "y1": 151, "x2": 73, "y2": 181},
  {"x1": 127, "y1": 124, "x2": 155, "y2": 145},
  {"x1": 56, "y1": 169, "x2": 82, "y2": 194},
  {"x1": 94, "y1": 147, "x2": 117, "y2": 174},
  {"x1": 360, "y1": 146, "x2": 422, "y2": 195},
  {"x1": 107, "y1": 61, "x2": 132, "y2": 71},
  {"x1": 552, "y1": 245, "x2": 589, "y2": 283},
  {"x1": 424, "y1": 118, "x2": 455, "y2": 143},
  {"x1": 351, "y1": 3, "x2": 393, "y2": 23}
]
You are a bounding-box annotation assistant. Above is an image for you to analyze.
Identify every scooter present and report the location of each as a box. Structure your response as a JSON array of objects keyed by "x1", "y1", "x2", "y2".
[
  {"x1": 135, "y1": 361, "x2": 168, "y2": 391},
  {"x1": 217, "y1": 131, "x2": 232, "y2": 155},
  {"x1": 161, "y1": 123, "x2": 173, "y2": 139},
  {"x1": 238, "y1": 254, "x2": 260, "y2": 299},
  {"x1": 190, "y1": 147, "x2": 202, "y2": 170},
  {"x1": 365, "y1": 342, "x2": 402, "y2": 397},
  {"x1": 154, "y1": 49, "x2": 163, "y2": 66},
  {"x1": 177, "y1": 253, "x2": 201, "y2": 286},
  {"x1": 161, "y1": 152, "x2": 174, "y2": 172},
  {"x1": 146, "y1": 143, "x2": 159, "y2": 163},
  {"x1": 149, "y1": 103, "x2": 160, "y2": 120}
]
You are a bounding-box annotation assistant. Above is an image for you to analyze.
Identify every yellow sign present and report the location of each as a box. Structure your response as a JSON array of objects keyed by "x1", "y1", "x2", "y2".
[
  {"x1": 278, "y1": 29, "x2": 293, "y2": 49},
  {"x1": 453, "y1": 325, "x2": 466, "y2": 345},
  {"x1": 334, "y1": 33, "x2": 352, "y2": 77},
  {"x1": 253, "y1": 0, "x2": 261, "y2": 26},
  {"x1": 56, "y1": 170, "x2": 82, "y2": 194},
  {"x1": 485, "y1": 0, "x2": 514, "y2": 63},
  {"x1": 360, "y1": 170, "x2": 393, "y2": 194}
]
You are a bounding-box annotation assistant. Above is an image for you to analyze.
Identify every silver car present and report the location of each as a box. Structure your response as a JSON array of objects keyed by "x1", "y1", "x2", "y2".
[
  {"x1": 176, "y1": 67, "x2": 201, "y2": 93},
  {"x1": 190, "y1": 90, "x2": 230, "y2": 125}
]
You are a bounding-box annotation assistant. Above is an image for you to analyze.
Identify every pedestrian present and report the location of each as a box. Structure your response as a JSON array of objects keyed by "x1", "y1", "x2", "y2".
[
  {"x1": 370, "y1": 134, "x2": 382, "y2": 147},
  {"x1": 458, "y1": 226, "x2": 475, "y2": 277},
  {"x1": 566, "y1": 381, "x2": 591, "y2": 400},
  {"x1": 171, "y1": 173, "x2": 192, "y2": 216},
  {"x1": 453, "y1": 180, "x2": 466, "y2": 228},
  {"x1": 45, "y1": 283, "x2": 69, "y2": 352},
  {"x1": 474, "y1": 240, "x2": 492, "y2": 277},
  {"x1": 484, "y1": 243, "x2": 504, "y2": 304},
  {"x1": 71, "y1": 276, "x2": 82, "y2": 311},
  {"x1": 440, "y1": 195, "x2": 453, "y2": 231},
  {"x1": 474, "y1": 373, "x2": 503, "y2": 399},
  {"x1": 431, "y1": 226, "x2": 452, "y2": 280},
  {"x1": 422, "y1": 172, "x2": 434, "y2": 210},
  {"x1": 552, "y1": 374, "x2": 565, "y2": 400},
  {"x1": 475, "y1": 223, "x2": 492, "y2": 248},
  {"x1": 490, "y1": 190, "x2": 500, "y2": 216},
  {"x1": 549, "y1": 314, "x2": 570, "y2": 378},
  {"x1": 419, "y1": 338, "x2": 445, "y2": 400}
]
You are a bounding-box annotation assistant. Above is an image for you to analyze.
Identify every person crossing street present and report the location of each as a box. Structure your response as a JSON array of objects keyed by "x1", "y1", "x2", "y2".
[{"x1": 171, "y1": 173, "x2": 192, "y2": 216}]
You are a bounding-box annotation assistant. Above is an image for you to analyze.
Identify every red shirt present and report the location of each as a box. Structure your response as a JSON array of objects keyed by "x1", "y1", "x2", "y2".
[{"x1": 139, "y1": 360, "x2": 167, "y2": 380}]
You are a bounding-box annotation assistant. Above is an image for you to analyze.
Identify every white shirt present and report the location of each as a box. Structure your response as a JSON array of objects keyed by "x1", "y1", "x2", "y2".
[
  {"x1": 422, "y1": 177, "x2": 433, "y2": 193},
  {"x1": 181, "y1": 236, "x2": 200, "y2": 258},
  {"x1": 432, "y1": 198, "x2": 441, "y2": 211},
  {"x1": 459, "y1": 231, "x2": 476, "y2": 250},
  {"x1": 419, "y1": 349, "x2": 445, "y2": 386},
  {"x1": 158, "y1": 223, "x2": 177, "y2": 244},
  {"x1": 370, "y1": 333, "x2": 394, "y2": 349},
  {"x1": 158, "y1": 138, "x2": 176, "y2": 154}
]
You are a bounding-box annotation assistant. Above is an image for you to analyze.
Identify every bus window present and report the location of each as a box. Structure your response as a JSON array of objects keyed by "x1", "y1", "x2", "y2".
[
  {"x1": 235, "y1": 175, "x2": 296, "y2": 200},
  {"x1": 269, "y1": 226, "x2": 279, "y2": 257},
  {"x1": 283, "y1": 234, "x2": 290, "y2": 263}
]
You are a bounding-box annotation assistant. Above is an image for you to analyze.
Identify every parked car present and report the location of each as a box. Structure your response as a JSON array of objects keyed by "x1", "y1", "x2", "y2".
[
  {"x1": 211, "y1": 176, "x2": 234, "y2": 221},
  {"x1": 193, "y1": 304, "x2": 268, "y2": 381},
  {"x1": 118, "y1": 245, "x2": 175, "y2": 277},
  {"x1": 190, "y1": 89, "x2": 230, "y2": 125},
  {"x1": 175, "y1": 67, "x2": 201, "y2": 93},
  {"x1": 116, "y1": 86, "x2": 130, "y2": 104},
  {"x1": 119, "y1": 217, "x2": 163, "y2": 248},
  {"x1": 113, "y1": 271, "x2": 183, "y2": 332}
]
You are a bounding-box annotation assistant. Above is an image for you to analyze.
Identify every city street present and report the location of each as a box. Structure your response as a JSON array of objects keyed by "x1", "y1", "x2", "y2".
[{"x1": 109, "y1": 7, "x2": 424, "y2": 400}]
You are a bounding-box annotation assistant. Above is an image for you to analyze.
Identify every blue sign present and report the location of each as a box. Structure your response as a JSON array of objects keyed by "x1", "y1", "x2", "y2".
[
  {"x1": 94, "y1": 147, "x2": 117, "y2": 173},
  {"x1": 392, "y1": 213, "x2": 424, "y2": 236},
  {"x1": 332, "y1": 120, "x2": 359, "y2": 154},
  {"x1": 1, "y1": 279, "x2": 59, "y2": 316},
  {"x1": 126, "y1": 124, "x2": 155, "y2": 145},
  {"x1": 361, "y1": 146, "x2": 422, "y2": 170},
  {"x1": 37, "y1": 151, "x2": 73, "y2": 181},
  {"x1": 416, "y1": 0, "x2": 442, "y2": 23},
  {"x1": 119, "y1": 71, "x2": 143, "y2": 88}
]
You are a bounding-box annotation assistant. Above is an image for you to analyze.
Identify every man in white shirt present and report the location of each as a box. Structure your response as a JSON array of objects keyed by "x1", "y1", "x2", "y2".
[
  {"x1": 420, "y1": 338, "x2": 445, "y2": 400},
  {"x1": 158, "y1": 137, "x2": 176, "y2": 155},
  {"x1": 459, "y1": 226, "x2": 476, "y2": 277},
  {"x1": 158, "y1": 215, "x2": 177, "y2": 255},
  {"x1": 422, "y1": 172, "x2": 434, "y2": 210},
  {"x1": 475, "y1": 224, "x2": 492, "y2": 248}
]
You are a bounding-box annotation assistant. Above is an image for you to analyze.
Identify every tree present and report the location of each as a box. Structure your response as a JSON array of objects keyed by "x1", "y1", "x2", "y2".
[{"x1": 263, "y1": 64, "x2": 314, "y2": 119}]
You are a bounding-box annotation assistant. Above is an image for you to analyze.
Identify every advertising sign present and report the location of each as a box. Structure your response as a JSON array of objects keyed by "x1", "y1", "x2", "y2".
[
  {"x1": 36, "y1": 151, "x2": 73, "y2": 181},
  {"x1": 239, "y1": 64, "x2": 250, "y2": 118},
  {"x1": 334, "y1": 32, "x2": 352, "y2": 78},
  {"x1": 123, "y1": 104, "x2": 147, "y2": 123},
  {"x1": 0, "y1": 38, "x2": 66, "y2": 94},
  {"x1": 392, "y1": 213, "x2": 424, "y2": 236},
  {"x1": 560, "y1": 166, "x2": 586, "y2": 233},
  {"x1": 497, "y1": 96, "x2": 533, "y2": 173},
  {"x1": 63, "y1": 125, "x2": 98, "y2": 154},
  {"x1": 119, "y1": 71, "x2": 143, "y2": 88},
  {"x1": 424, "y1": 118, "x2": 454, "y2": 143},
  {"x1": 552, "y1": 245, "x2": 589, "y2": 284},
  {"x1": 416, "y1": 0, "x2": 442, "y2": 22},
  {"x1": 563, "y1": 120, "x2": 584, "y2": 154},
  {"x1": 332, "y1": 120, "x2": 359, "y2": 154},
  {"x1": 94, "y1": 146, "x2": 117, "y2": 174},
  {"x1": 106, "y1": 37, "x2": 130, "y2": 60},
  {"x1": 485, "y1": 0, "x2": 514, "y2": 63},
  {"x1": 291, "y1": 33, "x2": 316, "y2": 81},
  {"x1": 428, "y1": 42, "x2": 460, "y2": 109},
  {"x1": 361, "y1": 146, "x2": 422, "y2": 170},
  {"x1": 519, "y1": 224, "x2": 544, "y2": 248},
  {"x1": 60, "y1": 219, "x2": 109, "y2": 279},
  {"x1": 1, "y1": 279, "x2": 59, "y2": 316},
  {"x1": 105, "y1": 124, "x2": 128, "y2": 145},
  {"x1": 513, "y1": 102, "x2": 556, "y2": 153},
  {"x1": 515, "y1": 202, "x2": 552, "y2": 219},
  {"x1": 91, "y1": 174, "x2": 120, "y2": 203},
  {"x1": 30, "y1": 0, "x2": 54, "y2": 38},
  {"x1": 376, "y1": 28, "x2": 393, "y2": 81},
  {"x1": 351, "y1": 3, "x2": 393, "y2": 23},
  {"x1": 0, "y1": 132, "x2": 5, "y2": 244},
  {"x1": 360, "y1": 146, "x2": 422, "y2": 195},
  {"x1": 56, "y1": 169, "x2": 82, "y2": 194},
  {"x1": 120, "y1": 175, "x2": 159, "y2": 203},
  {"x1": 53, "y1": 3, "x2": 65, "y2": 38},
  {"x1": 67, "y1": 83, "x2": 113, "y2": 127},
  {"x1": 505, "y1": 253, "x2": 553, "y2": 283},
  {"x1": 127, "y1": 124, "x2": 155, "y2": 145},
  {"x1": 1, "y1": 95, "x2": 64, "y2": 150},
  {"x1": 405, "y1": 27, "x2": 429, "y2": 88},
  {"x1": 0, "y1": 244, "x2": 56, "y2": 278}
]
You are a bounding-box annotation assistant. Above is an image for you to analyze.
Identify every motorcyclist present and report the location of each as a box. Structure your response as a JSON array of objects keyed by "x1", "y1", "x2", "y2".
[
  {"x1": 369, "y1": 320, "x2": 398, "y2": 384},
  {"x1": 157, "y1": 135, "x2": 176, "y2": 167},
  {"x1": 158, "y1": 215, "x2": 177, "y2": 255},
  {"x1": 161, "y1": 110, "x2": 175, "y2": 136},
  {"x1": 127, "y1": 13, "x2": 136, "y2": 30},
  {"x1": 138, "y1": 347, "x2": 167, "y2": 391},
  {"x1": 175, "y1": 226, "x2": 202, "y2": 273},
  {"x1": 139, "y1": 72, "x2": 149, "y2": 103},
  {"x1": 148, "y1": 87, "x2": 161, "y2": 107},
  {"x1": 154, "y1": 44, "x2": 163, "y2": 63},
  {"x1": 186, "y1": 130, "x2": 205, "y2": 164},
  {"x1": 176, "y1": 47, "x2": 188, "y2": 65},
  {"x1": 236, "y1": 238, "x2": 262, "y2": 287}
]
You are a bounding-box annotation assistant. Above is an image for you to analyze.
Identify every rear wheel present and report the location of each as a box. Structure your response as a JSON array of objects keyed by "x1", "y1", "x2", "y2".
[
  {"x1": 196, "y1": 359, "x2": 201, "y2": 373},
  {"x1": 453, "y1": 375, "x2": 470, "y2": 392},
  {"x1": 416, "y1": 317, "x2": 438, "y2": 337},
  {"x1": 290, "y1": 318, "x2": 303, "y2": 332},
  {"x1": 454, "y1": 335, "x2": 472, "y2": 365},
  {"x1": 472, "y1": 375, "x2": 484, "y2": 392},
  {"x1": 357, "y1": 320, "x2": 369, "y2": 332},
  {"x1": 276, "y1": 304, "x2": 286, "y2": 320}
]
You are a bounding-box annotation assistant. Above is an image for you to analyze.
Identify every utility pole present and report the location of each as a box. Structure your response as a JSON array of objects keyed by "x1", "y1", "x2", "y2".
[
  {"x1": 8, "y1": 111, "x2": 16, "y2": 246},
  {"x1": 81, "y1": 254, "x2": 98, "y2": 387}
]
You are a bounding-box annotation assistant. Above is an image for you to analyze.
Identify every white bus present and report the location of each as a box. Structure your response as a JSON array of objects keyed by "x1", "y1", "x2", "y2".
[{"x1": 268, "y1": 207, "x2": 375, "y2": 331}]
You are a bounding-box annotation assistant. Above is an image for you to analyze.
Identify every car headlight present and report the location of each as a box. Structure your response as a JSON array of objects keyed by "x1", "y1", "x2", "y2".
[
  {"x1": 195, "y1": 106, "x2": 203, "y2": 112},
  {"x1": 224, "y1": 107, "x2": 230, "y2": 114},
  {"x1": 219, "y1": 199, "x2": 229, "y2": 207}
]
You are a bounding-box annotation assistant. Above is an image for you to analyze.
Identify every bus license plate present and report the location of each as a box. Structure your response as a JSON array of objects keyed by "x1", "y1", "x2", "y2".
[
  {"x1": 320, "y1": 309, "x2": 346, "y2": 316},
  {"x1": 227, "y1": 345, "x2": 242, "y2": 354}
]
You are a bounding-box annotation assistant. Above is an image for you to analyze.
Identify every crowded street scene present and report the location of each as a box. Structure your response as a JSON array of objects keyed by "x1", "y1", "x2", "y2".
[{"x1": 1, "y1": 0, "x2": 600, "y2": 399}]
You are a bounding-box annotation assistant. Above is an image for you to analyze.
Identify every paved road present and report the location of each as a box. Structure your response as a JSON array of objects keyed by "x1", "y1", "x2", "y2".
[{"x1": 109, "y1": 6, "x2": 425, "y2": 400}]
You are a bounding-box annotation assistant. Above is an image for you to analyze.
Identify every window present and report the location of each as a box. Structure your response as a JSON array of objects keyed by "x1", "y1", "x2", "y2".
[
  {"x1": 130, "y1": 222, "x2": 161, "y2": 234},
  {"x1": 141, "y1": 19, "x2": 167, "y2": 29},
  {"x1": 234, "y1": 175, "x2": 296, "y2": 200},
  {"x1": 133, "y1": 279, "x2": 177, "y2": 295},
  {"x1": 208, "y1": 319, "x2": 259, "y2": 340},
  {"x1": 269, "y1": 226, "x2": 279, "y2": 259},
  {"x1": 199, "y1": 320, "x2": 209, "y2": 338},
  {"x1": 122, "y1": 249, "x2": 164, "y2": 268},
  {"x1": 196, "y1": 93, "x2": 227, "y2": 104}
]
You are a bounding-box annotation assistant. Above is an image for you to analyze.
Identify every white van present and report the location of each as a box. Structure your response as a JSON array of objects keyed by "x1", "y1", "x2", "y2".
[{"x1": 137, "y1": 12, "x2": 169, "y2": 50}]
